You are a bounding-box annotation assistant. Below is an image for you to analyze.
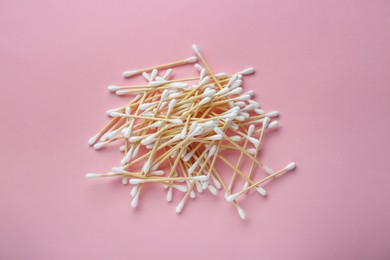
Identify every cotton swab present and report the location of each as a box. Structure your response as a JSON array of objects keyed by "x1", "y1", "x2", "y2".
[
  {"x1": 86, "y1": 44, "x2": 296, "y2": 220},
  {"x1": 123, "y1": 56, "x2": 197, "y2": 78}
]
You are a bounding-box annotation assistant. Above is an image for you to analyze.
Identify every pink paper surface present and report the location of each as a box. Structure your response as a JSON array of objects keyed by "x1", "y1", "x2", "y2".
[{"x1": 1, "y1": 0, "x2": 390, "y2": 259}]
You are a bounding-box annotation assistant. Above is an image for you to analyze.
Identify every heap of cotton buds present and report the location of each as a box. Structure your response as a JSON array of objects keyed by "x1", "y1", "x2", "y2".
[{"x1": 86, "y1": 44, "x2": 296, "y2": 220}]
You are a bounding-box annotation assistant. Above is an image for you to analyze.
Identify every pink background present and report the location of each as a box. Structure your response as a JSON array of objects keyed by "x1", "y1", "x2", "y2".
[{"x1": 1, "y1": 0, "x2": 390, "y2": 259}]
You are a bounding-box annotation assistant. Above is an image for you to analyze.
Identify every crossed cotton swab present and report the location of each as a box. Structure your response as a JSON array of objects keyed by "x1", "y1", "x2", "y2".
[
  {"x1": 122, "y1": 56, "x2": 197, "y2": 78},
  {"x1": 86, "y1": 44, "x2": 297, "y2": 220}
]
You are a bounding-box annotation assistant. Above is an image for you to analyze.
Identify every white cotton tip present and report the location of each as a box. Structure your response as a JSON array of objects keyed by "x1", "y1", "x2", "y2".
[
  {"x1": 235, "y1": 101, "x2": 246, "y2": 107},
  {"x1": 141, "y1": 132, "x2": 158, "y2": 145},
  {"x1": 200, "y1": 68, "x2": 207, "y2": 80},
  {"x1": 238, "y1": 74, "x2": 243, "y2": 79},
  {"x1": 243, "y1": 181, "x2": 249, "y2": 191},
  {"x1": 142, "y1": 160, "x2": 151, "y2": 173},
  {"x1": 235, "y1": 115, "x2": 246, "y2": 121},
  {"x1": 131, "y1": 193, "x2": 139, "y2": 208},
  {"x1": 85, "y1": 173, "x2": 100, "y2": 178},
  {"x1": 122, "y1": 177, "x2": 128, "y2": 185},
  {"x1": 199, "y1": 96, "x2": 212, "y2": 106},
  {"x1": 262, "y1": 117, "x2": 271, "y2": 131},
  {"x1": 266, "y1": 111, "x2": 279, "y2": 117},
  {"x1": 188, "y1": 162, "x2": 199, "y2": 175},
  {"x1": 203, "y1": 89, "x2": 216, "y2": 97},
  {"x1": 123, "y1": 70, "x2": 138, "y2": 77},
  {"x1": 150, "y1": 163, "x2": 160, "y2": 172},
  {"x1": 226, "y1": 192, "x2": 241, "y2": 202},
  {"x1": 213, "y1": 127, "x2": 224, "y2": 135},
  {"x1": 211, "y1": 175, "x2": 221, "y2": 189},
  {"x1": 124, "y1": 124, "x2": 133, "y2": 138},
  {"x1": 230, "y1": 122, "x2": 239, "y2": 130},
  {"x1": 109, "y1": 111, "x2": 125, "y2": 117},
  {"x1": 192, "y1": 44, "x2": 201, "y2": 56},
  {"x1": 246, "y1": 90, "x2": 255, "y2": 97},
  {"x1": 184, "y1": 150, "x2": 195, "y2": 162},
  {"x1": 121, "y1": 149, "x2": 132, "y2": 165},
  {"x1": 238, "y1": 94, "x2": 251, "y2": 101},
  {"x1": 173, "y1": 185, "x2": 188, "y2": 192},
  {"x1": 129, "y1": 179, "x2": 144, "y2": 185},
  {"x1": 93, "y1": 141, "x2": 108, "y2": 150},
  {"x1": 215, "y1": 72, "x2": 228, "y2": 79},
  {"x1": 166, "y1": 188, "x2": 173, "y2": 202},
  {"x1": 226, "y1": 74, "x2": 238, "y2": 88},
  {"x1": 189, "y1": 122, "x2": 198, "y2": 133},
  {"x1": 191, "y1": 125, "x2": 204, "y2": 137},
  {"x1": 149, "y1": 80, "x2": 166, "y2": 87},
  {"x1": 263, "y1": 165, "x2": 274, "y2": 175},
  {"x1": 88, "y1": 134, "x2": 99, "y2": 145},
  {"x1": 145, "y1": 144, "x2": 153, "y2": 149},
  {"x1": 150, "y1": 121, "x2": 163, "y2": 128},
  {"x1": 161, "y1": 89, "x2": 169, "y2": 102},
  {"x1": 142, "y1": 72, "x2": 151, "y2": 81},
  {"x1": 230, "y1": 80, "x2": 242, "y2": 89},
  {"x1": 202, "y1": 120, "x2": 218, "y2": 128},
  {"x1": 186, "y1": 56, "x2": 197, "y2": 63},
  {"x1": 236, "y1": 206, "x2": 247, "y2": 220},
  {"x1": 208, "y1": 134, "x2": 223, "y2": 141},
  {"x1": 248, "y1": 136, "x2": 260, "y2": 147},
  {"x1": 169, "y1": 134, "x2": 182, "y2": 144},
  {"x1": 194, "y1": 63, "x2": 203, "y2": 72},
  {"x1": 169, "y1": 119, "x2": 183, "y2": 125},
  {"x1": 254, "y1": 108, "x2": 265, "y2": 115},
  {"x1": 115, "y1": 90, "x2": 131, "y2": 96},
  {"x1": 216, "y1": 87, "x2": 230, "y2": 96},
  {"x1": 169, "y1": 92, "x2": 181, "y2": 99},
  {"x1": 150, "y1": 170, "x2": 165, "y2": 176},
  {"x1": 220, "y1": 112, "x2": 234, "y2": 119},
  {"x1": 106, "y1": 130, "x2": 118, "y2": 140},
  {"x1": 192, "y1": 180, "x2": 201, "y2": 192},
  {"x1": 168, "y1": 99, "x2": 176, "y2": 114},
  {"x1": 130, "y1": 184, "x2": 138, "y2": 197},
  {"x1": 176, "y1": 199, "x2": 185, "y2": 213},
  {"x1": 268, "y1": 121, "x2": 279, "y2": 129},
  {"x1": 107, "y1": 85, "x2": 119, "y2": 91},
  {"x1": 248, "y1": 124, "x2": 256, "y2": 136},
  {"x1": 243, "y1": 104, "x2": 257, "y2": 111},
  {"x1": 119, "y1": 145, "x2": 126, "y2": 152},
  {"x1": 190, "y1": 189, "x2": 196, "y2": 199},
  {"x1": 256, "y1": 187, "x2": 267, "y2": 196},
  {"x1": 241, "y1": 112, "x2": 250, "y2": 118},
  {"x1": 240, "y1": 67, "x2": 255, "y2": 75},
  {"x1": 208, "y1": 185, "x2": 218, "y2": 196},
  {"x1": 180, "y1": 126, "x2": 187, "y2": 139},
  {"x1": 128, "y1": 136, "x2": 142, "y2": 142},
  {"x1": 150, "y1": 69, "x2": 158, "y2": 81},
  {"x1": 124, "y1": 106, "x2": 131, "y2": 116},
  {"x1": 246, "y1": 148, "x2": 257, "y2": 155},
  {"x1": 171, "y1": 82, "x2": 189, "y2": 89},
  {"x1": 284, "y1": 162, "x2": 297, "y2": 171},
  {"x1": 230, "y1": 135, "x2": 241, "y2": 142},
  {"x1": 163, "y1": 68, "x2": 173, "y2": 80},
  {"x1": 141, "y1": 112, "x2": 153, "y2": 117},
  {"x1": 229, "y1": 87, "x2": 243, "y2": 95},
  {"x1": 192, "y1": 175, "x2": 209, "y2": 182},
  {"x1": 199, "y1": 76, "x2": 210, "y2": 86},
  {"x1": 207, "y1": 145, "x2": 217, "y2": 158}
]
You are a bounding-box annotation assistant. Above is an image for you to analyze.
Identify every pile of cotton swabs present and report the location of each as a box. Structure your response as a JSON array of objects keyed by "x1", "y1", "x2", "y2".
[{"x1": 86, "y1": 44, "x2": 296, "y2": 220}]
